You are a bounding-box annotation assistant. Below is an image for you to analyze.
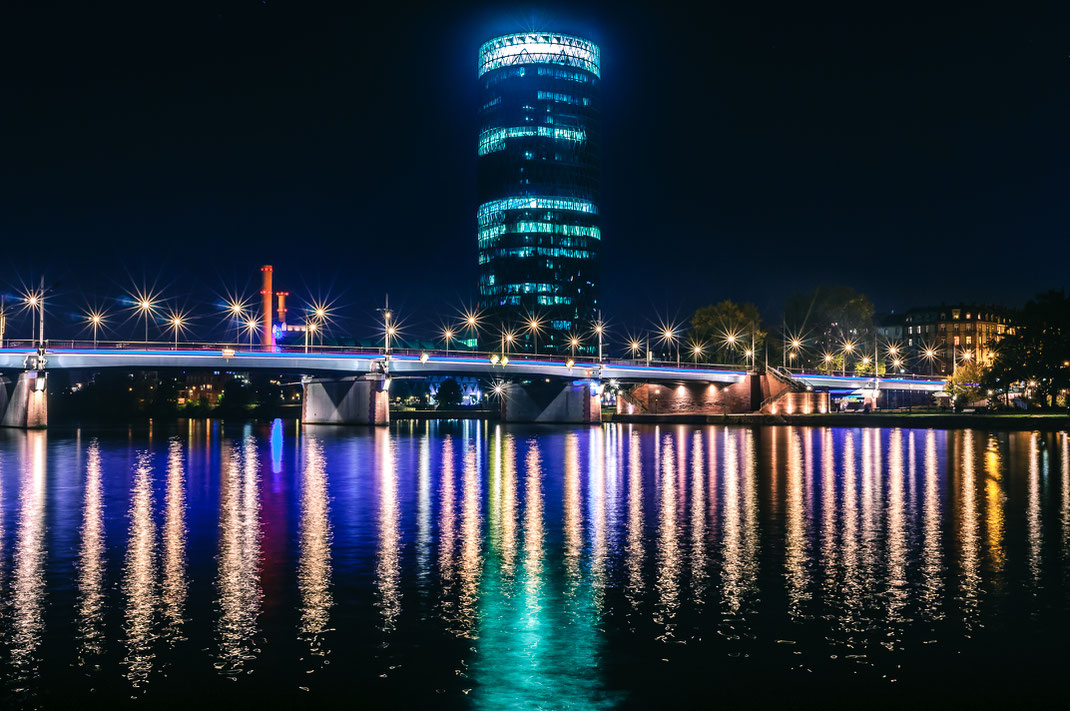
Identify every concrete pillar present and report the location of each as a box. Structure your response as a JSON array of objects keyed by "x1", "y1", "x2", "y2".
[
  {"x1": 302, "y1": 374, "x2": 389, "y2": 426},
  {"x1": 0, "y1": 371, "x2": 48, "y2": 429},
  {"x1": 500, "y1": 380, "x2": 601, "y2": 424}
]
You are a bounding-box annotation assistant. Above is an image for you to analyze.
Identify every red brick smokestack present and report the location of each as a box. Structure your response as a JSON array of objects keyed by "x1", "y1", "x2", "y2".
[
  {"x1": 260, "y1": 265, "x2": 274, "y2": 348},
  {"x1": 276, "y1": 291, "x2": 289, "y2": 328}
]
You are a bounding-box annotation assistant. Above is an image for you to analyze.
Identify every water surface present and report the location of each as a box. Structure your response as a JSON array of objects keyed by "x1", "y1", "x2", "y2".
[{"x1": 0, "y1": 421, "x2": 1067, "y2": 708}]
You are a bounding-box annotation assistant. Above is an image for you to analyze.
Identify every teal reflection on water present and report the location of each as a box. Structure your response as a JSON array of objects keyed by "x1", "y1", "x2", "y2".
[{"x1": 471, "y1": 428, "x2": 618, "y2": 709}]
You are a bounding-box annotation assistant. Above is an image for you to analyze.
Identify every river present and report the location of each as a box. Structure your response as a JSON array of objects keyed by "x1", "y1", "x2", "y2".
[{"x1": 0, "y1": 421, "x2": 1067, "y2": 708}]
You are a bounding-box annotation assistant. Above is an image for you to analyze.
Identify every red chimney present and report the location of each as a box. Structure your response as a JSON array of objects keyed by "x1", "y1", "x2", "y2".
[
  {"x1": 260, "y1": 265, "x2": 274, "y2": 349},
  {"x1": 276, "y1": 291, "x2": 289, "y2": 328}
]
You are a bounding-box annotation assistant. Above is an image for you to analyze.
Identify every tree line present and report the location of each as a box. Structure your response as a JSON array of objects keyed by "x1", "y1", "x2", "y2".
[{"x1": 687, "y1": 287, "x2": 1070, "y2": 409}]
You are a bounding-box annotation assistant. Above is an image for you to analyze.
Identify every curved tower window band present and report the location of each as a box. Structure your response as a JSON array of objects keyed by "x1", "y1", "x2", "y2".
[{"x1": 478, "y1": 33, "x2": 600, "y2": 78}]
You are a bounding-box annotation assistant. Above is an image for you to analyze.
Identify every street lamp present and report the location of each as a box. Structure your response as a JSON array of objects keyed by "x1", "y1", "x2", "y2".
[
  {"x1": 629, "y1": 340, "x2": 641, "y2": 360},
  {"x1": 690, "y1": 342, "x2": 704, "y2": 364},
  {"x1": 593, "y1": 314, "x2": 605, "y2": 362},
  {"x1": 442, "y1": 327, "x2": 454, "y2": 355},
  {"x1": 569, "y1": 334, "x2": 581, "y2": 358},
  {"x1": 131, "y1": 292, "x2": 160, "y2": 344},
  {"x1": 922, "y1": 346, "x2": 938, "y2": 376},
  {"x1": 461, "y1": 307, "x2": 481, "y2": 350},
  {"x1": 88, "y1": 311, "x2": 105, "y2": 348},
  {"x1": 227, "y1": 300, "x2": 246, "y2": 344},
  {"x1": 526, "y1": 316, "x2": 543, "y2": 355},
  {"x1": 841, "y1": 340, "x2": 855, "y2": 376},
  {"x1": 955, "y1": 348, "x2": 972, "y2": 376},
  {"x1": 245, "y1": 318, "x2": 259, "y2": 347},
  {"x1": 499, "y1": 327, "x2": 515, "y2": 357},
  {"x1": 168, "y1": 314, "x2": 184, "y2": 349},
  {"x1": 662, "y1": 327, "x2": 679, "y2": 366},
  {"x1": 304, "y1": 320, "x2": 318, "y2": 353},
  {"x1": 24, "y1": 292, "x2": 42, "y2": 347}
]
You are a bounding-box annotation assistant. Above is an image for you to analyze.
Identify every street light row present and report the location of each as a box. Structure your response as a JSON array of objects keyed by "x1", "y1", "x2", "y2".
[{"x1": 0, "y1": 288, "x2": 964, "y2": 375}]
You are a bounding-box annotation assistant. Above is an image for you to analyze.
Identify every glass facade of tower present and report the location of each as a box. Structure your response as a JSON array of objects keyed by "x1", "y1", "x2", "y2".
[{"x1": 477, "y1": 32, "x2": 600, "y2": 354}]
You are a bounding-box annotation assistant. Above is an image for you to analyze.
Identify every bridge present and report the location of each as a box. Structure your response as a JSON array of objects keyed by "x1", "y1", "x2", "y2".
[{"x1": 0, "y1": 342, "x2": 946, "y2": 428}]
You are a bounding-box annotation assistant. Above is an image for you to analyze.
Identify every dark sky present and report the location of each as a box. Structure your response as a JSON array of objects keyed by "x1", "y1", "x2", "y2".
[{"x1": 3, "y1": 1, "x2": 1068, "y2": 339}]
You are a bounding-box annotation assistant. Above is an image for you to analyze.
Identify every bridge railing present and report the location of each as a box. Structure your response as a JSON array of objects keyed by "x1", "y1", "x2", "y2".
[{"x1": 0, "y1": 339, "x2": 946, "y2": 380}]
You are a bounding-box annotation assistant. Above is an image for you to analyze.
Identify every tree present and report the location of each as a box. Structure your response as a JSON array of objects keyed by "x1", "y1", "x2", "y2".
[
  {"x1": 689, "y1": 301, "x2": 765, "y2": 364},
  {"x1": 947, "y1": 360, "x2": 988, "y2": 408},
  {"x1": 783, "y1": 285, "x2": 875, "y2": 368},
  {"x1": 985, "y1": 290, "x2": 1070, "y2": 408},
  {"x1": 817, "y1": 352, "x2": 844, "y2": 375},
  {"x1": 435, "y1": 378, "x2": 463, "y2": 408},
  {"x1": 852, "y1": 359, "x2": 887, "y2": 376}
]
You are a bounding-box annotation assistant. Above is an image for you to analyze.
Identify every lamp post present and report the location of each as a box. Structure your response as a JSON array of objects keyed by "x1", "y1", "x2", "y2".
[
  {"x1": 90, "y1": 313, "x2": 103, "y2": 348},
  {"x1": 25, "y1": 293, "x2": 40, "y2": 348},
  {"x1": 593, "y1": 312, "x2": 604, "y2": 363},
  {"x1": 842, "y1": 341, "x2": 854, "y2": 376},
  {"x1": 924, "y1": 347, "x2": 937, "y2": 376},
  {"x1": 629, "y1": 340, "x2": 641, "y2": 361},
  {"x1": 569, "y1": 335, "x2": 580, "y2": 359},
  {"x1": 443, "y1": 328, "x2": 454, "y2": 355},
  {"x1": 663, "y1": 327, "x2": 679, "y2": 366},
  {"x1": 170, "y1": 315, "x2": 183, "y2": 349},
  {"x1": 462, "y1": 309, "x2": 480, "y2": 351},
  {"x1": 246, "y1": 318, "x2": 258, "y2": 348},
  {"x1": 137, "y1": 298, "x2": 155, "y2": 343},
  {"x1": 228, "y1": 302, "x2": 245, "y2": 344},
  {"x1": 526, "y1": 317, "x2": 542, "y2": 355},
  {"x1": 377, "y1": 295, "x2": 392, "y2": 354}
]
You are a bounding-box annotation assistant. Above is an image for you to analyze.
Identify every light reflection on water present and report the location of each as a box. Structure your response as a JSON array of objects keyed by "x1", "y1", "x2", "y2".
[
  {"x1": 0, "y1": 422, "x2": 1068, "y2": 707},
  {"x1": 214, "y1": 434, "x2": 263, "y2": 680}
]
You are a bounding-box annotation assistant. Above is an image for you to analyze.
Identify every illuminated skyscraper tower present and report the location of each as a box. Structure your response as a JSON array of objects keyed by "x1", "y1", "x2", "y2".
[{"x1": 477, "y1": 32, "x2": 600, "y2": 353}]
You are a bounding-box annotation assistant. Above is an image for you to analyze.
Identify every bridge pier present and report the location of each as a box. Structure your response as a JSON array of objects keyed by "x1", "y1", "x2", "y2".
[
  {"x1": 500, "y1": 379, "x2": 601, "y2": 424},
  {"x1": 301, "y1": 374, "x2": 389, "y2": 426},
  {"x1": 619, "y1": 372, "x2": 829, "y2": 415},
  {"x1": 0, "y1": 371, "x2": 48, "y2": 429}
]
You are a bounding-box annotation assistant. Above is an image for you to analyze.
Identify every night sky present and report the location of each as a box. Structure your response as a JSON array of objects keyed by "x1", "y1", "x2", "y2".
[{"x1": 3, "y1": 1, "x2": 1068, "y2": 339}]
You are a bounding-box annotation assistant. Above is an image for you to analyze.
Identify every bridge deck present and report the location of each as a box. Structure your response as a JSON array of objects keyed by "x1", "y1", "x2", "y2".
[{"x1": 0, "y1": 346, "x2": 946, "y2": 391}]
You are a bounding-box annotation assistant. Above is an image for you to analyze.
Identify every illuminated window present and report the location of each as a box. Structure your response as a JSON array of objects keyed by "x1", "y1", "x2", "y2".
[
  {"x1": 537, "y1": 66, "x2": 593, "y2": 83},
  {"x1": 478, "y1": 196, "x2": 598, "y2": 223},
  {"x1": 478, "y1": 126, "x2": 587, "y2": 155},
  {"x1": 537, "y1": 90, "x2": 591, "y2": 106}
]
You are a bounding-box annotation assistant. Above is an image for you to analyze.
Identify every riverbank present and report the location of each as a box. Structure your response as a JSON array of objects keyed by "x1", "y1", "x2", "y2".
[{"x1": 605, "y1": 411, "x2": 1070, "y2": 431}]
